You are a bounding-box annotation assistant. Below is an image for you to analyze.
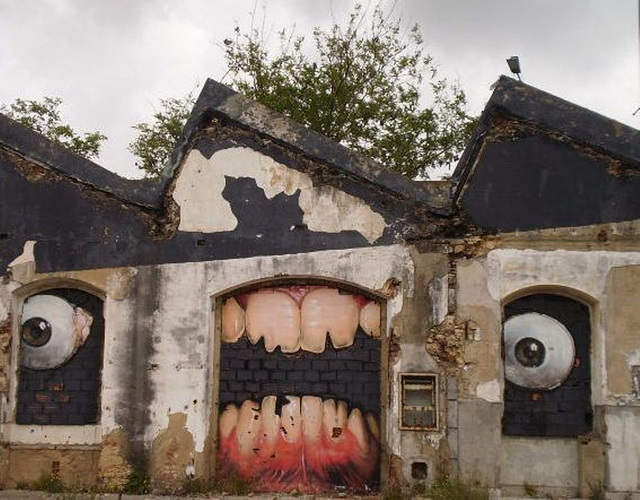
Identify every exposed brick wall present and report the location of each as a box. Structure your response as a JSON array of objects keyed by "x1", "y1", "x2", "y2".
[
  {"x1": 219, "y1": 329, "x2": 381, "y2": 413},
  {"x1": 16, "y1": 289, "x2": 104, "y2": 425},
  {"x1": 503, "y1": 294, "x2": 592, "y2": 437}
]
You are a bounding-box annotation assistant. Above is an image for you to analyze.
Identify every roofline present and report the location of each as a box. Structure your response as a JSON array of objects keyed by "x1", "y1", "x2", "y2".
[
  {"x1": 0, "y1": 80, "x2": 453, "y2": 214},
  {"x1": 164, "y1": 78, "x2": 451, "y2": 213},
  {"x1": 0, "y1": 113, "x2": 163, "y2": 209},
  {"x1": 451, "y1": 76, "x2": 640, "y2": 202}
]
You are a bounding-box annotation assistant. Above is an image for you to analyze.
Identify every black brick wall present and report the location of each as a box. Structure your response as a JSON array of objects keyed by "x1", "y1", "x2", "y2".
[
  {"x1": 503, "y1": 294, "x2": 592, "y2": 437},
  {"x1": 16, "y1": 289, "x2": 104, "y2": 425},
  {"x1": 219, "y1": 329, "x2": 380, "y2": 413}
]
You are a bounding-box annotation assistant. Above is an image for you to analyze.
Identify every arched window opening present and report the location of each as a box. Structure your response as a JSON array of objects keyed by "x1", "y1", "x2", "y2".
[
  {"x1": 502, "y1": 293, "x2": 592, "y2": 437},
  {"x1": 16, "y1": 287, "x2": 104, "y2": 425},
  {"x1": 216, "y1": 280, "x2": 383, "y2": 494}
]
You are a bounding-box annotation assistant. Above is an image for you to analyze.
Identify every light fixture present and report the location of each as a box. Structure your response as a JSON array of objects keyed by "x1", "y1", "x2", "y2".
[{"x1": 506, "y1": 56, "x2": 522, "y2": 81}]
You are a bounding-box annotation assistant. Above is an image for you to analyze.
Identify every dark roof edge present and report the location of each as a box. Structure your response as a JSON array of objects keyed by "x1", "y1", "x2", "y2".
[
  {"x1": 163, "y1": 78, "x2": 450, "y2": 212},
  {"x1": 0, "y1": 113, "x2": 163, "y2": 209},
  {"x1": 451, "y1": 75, "x2": 640, "y2": 201}
]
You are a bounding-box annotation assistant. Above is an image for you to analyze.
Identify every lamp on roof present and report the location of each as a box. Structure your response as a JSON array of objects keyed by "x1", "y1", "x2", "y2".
[{"x1": 506, "y1": 56, "x2": 522, "y2": 81}]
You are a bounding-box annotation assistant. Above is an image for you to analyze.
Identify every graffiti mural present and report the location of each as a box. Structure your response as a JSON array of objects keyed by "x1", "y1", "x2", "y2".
[
  {"x1": 217, "y1": 285, "x2": 382, "y2": 493},
  {"x1": 17, "y1": 288, "x2": 104, "y2": 425}
]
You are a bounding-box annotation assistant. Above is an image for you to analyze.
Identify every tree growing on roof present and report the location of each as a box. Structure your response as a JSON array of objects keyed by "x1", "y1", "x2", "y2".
[
  {"x1": 2, "y1": 97, "x2": 107, "y2": 159},
  {"x1": 2, "y1": 5, "x2": 474, "y2": 179},
  {"x1": 128, "y1": 93, "x2": 195, "y2": 178},
  {"x1": 223, "y1": 3, "x2": 476, "y2": 179},
  {"x1": 130, "y1": 3, "x2": 475, "y2": 179}
]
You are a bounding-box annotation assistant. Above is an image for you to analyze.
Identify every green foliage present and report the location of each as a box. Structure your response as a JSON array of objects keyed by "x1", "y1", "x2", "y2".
[
  {"x1": 411, "y1": 481, "x2": 428, "y2": 496},
  {"x1": 122, "y1": 467, "x2": 151, "y2": 495},
  {"x1": 524, "y1": 481, "x2": 538, "y2": 497},
  {"x1": 128, "y1": 93, "x2": 195, "y2": 179},
  {"x1": 2, "y1": 97, "x2": 106, "y2": 159},
  {"x1": 427, "y1": 477, "x2": 489, "y2": 500},
  {"x1": 30, "y1": 473, "x2": 65, "y2": 493},
  {"x1": 213, "y1": 473, "x2": 252, "y2": 495},
  {"x1": 224, "y1": 3, "x2": 475, "y2": 178},
  {"x1": 179, "y1": 474, "x2": 253, "y2": 496},
  {"x1": 182, "y1": 476, "x2": 211, "y2": 495}
]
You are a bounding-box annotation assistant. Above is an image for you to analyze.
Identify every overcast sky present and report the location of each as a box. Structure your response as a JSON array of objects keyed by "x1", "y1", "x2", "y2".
[{"x1": 0, "y1": 0, "x2": 638, "y2": 179}]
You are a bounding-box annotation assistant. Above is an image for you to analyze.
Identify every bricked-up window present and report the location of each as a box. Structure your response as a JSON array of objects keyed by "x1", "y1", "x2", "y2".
[
  {"x1": 503, "y1": 294, "x2": 592, "y2": 437},
  {"x1": 400, "y1": 373, "x2": 438, "y2": 430},
  {"x1": 16, "y1": 288, "x2": 104, "y2": 425}
]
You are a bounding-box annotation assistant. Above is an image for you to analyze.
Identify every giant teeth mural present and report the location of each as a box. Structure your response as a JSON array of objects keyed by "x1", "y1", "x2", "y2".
[
  {"x1": 222, "y1": 286, "x2": 381, "y2": 353},
  {"x1": 218, "y1": 396, "x2": 379, "y2": 492},
  {"x1": 218, "y1": 285, "x2": 381, "y2": 493}
]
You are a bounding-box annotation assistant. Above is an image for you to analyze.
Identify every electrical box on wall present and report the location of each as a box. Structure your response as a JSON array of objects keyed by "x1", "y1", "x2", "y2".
[{"x1": 400, "y1": 373, "x2": 438, "y2": 430}]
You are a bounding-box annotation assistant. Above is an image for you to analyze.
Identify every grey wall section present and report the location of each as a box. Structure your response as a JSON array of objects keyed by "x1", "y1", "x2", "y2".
[
  {"x1": 458, "y1": 399, "x2": 502, "y2": 487},
  {"x1": 112, "y1": 266, "x2": 159, "y2": 462},
  {"x1": 461, "y1": 135, "x2": 640, "y2": 232}
]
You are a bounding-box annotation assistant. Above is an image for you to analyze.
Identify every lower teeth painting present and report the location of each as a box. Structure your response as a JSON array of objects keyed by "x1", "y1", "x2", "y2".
[{"x1": 217, "y1": 285, "x2": 381, "y2": 493}]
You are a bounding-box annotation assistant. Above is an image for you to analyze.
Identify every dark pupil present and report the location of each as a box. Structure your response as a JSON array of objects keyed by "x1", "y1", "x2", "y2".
[
  {"x1": 515, "y1": 337, "x2": 545, "y2": 367},
  {"x1": 22, "y1": 317, "x2": 52, "y2": 347}
]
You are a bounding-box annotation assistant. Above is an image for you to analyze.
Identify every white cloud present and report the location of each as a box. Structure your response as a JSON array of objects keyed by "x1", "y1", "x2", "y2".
[{"x1": 0, "y1": 0, "x2": 637, "y2": 178}]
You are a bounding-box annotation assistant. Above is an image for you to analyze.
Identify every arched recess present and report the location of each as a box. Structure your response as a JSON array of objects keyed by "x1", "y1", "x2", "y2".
[
  {"x1": 501, "y1": 286, "x2": 595, "y2": 437},
  {"x1": 501, "y1": 284, "x2": 597, "y2": 310},
  {"x1": 10, "y1": 279, "x2": 105, "y2": 426},
  {"x1": 210, "y1": 276, "x2": 386, "y2": 494}
]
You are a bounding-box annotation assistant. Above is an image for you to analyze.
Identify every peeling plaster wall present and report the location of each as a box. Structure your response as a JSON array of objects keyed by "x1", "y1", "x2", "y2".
[
  {"x1": 133, "y1": 244, "x2": 415, "y2": 460},
  {"x1": 173, "y1": 148, "x2": 387, "y2": 243},
  {"x1": 457, "y1": 248, "x2": 640, "y2": 493},
  {"x1": 0, "y1": 244, "x2": 427, "y2": 490},
  {"x1": 388, "y1": 251, "x2": 450, "y2": 484},
  {"x1": 455, "y1": 259, "x2": 503, "y2": 487}
]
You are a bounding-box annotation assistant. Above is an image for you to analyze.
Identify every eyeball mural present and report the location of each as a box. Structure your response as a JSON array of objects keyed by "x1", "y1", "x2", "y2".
[
  {"x1": 504, "y1": 312, "x2": 576, "y2": 390},
  {"x1": 21, "y1": 295, "x2": 93, "y2": 370},
  {"x1": 217, "y1": 285, "x2": 382, "y2": 494},
  {"x1": 16, "y1": 289, "x2": 104, "y2": 426},
  {"x1": 502, "y1": 294, "x2": 592, "y2": 438}
]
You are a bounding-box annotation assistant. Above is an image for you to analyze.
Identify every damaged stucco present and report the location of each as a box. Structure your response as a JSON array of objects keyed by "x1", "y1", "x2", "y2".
[
  {"x1": 173, "y1": 147, "x2": 387, "y2": 243},
  {"x1": 454, "y1": 247, "x2": 640, "y2": 493},
  {"x1": 387, "y1": 250, "x2": 451, "y2": 484},
  {"x1": 0, "y1": 244, "x2": 423, "y2": 489},
  {"x1": 3, "y1": 74, "x2": 640, "y2": 496}
]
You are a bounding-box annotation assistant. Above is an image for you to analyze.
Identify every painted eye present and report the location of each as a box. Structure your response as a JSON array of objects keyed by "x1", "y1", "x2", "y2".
[
  {"x1": 20, "y1": 295, "x2": 93, "y2": 370},
  {"x1": 503, "y1": 312, "x2": 575, "y2": 390}
]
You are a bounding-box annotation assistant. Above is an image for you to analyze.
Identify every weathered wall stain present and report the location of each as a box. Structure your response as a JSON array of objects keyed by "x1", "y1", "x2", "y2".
[
  {"x1": 150, "y1": 413, "x2": 195, "y2": 492},
  {"x1": 98, "y1": 428, "x2": 133, "y2": 488}
]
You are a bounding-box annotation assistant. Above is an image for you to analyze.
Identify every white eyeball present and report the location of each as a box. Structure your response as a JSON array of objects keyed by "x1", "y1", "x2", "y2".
[
  {"x1": 504, "y1": 312, "x2": 575, "y2": 390},
  {"x1": 21, "y1": 295, "x2": 93, "y2": 370}
]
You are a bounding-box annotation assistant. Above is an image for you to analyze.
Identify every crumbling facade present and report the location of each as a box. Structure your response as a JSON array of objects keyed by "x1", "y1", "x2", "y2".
[{"x1": 0, "y1": 76, "x2": 639, "y2": 497}]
